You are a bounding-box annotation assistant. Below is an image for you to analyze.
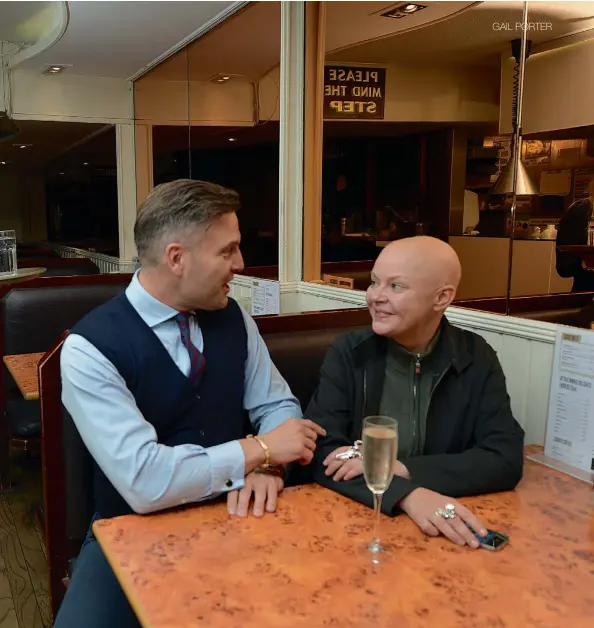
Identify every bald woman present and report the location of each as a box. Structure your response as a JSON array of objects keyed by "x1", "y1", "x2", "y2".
[{"x1": 307, "y1": 236, "x2": 524, "y2": 549}]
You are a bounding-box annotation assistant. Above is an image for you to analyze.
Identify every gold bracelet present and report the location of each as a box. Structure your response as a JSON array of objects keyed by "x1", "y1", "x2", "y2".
[{"x1": 247, "y1": 434, "x2": 271, "y2": 469}]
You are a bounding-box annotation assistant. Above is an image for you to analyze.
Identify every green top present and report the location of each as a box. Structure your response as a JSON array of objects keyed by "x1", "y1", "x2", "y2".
[{"x1": 378, "y1": 330, "x2": 442, "y2": 459}]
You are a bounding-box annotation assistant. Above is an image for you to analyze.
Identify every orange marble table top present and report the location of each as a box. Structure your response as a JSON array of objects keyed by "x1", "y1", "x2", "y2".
[
  {"x1": 3, "y1": 353, "x2": 44, "y2": 400},
  {"x1": 94, "y1": 459, "x2": 594, "y2": 628}
]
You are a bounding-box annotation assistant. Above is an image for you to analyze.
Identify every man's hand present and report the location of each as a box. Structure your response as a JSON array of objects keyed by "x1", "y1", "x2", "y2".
[
  {"x1": 323, "y1": 446, "x2": 410, "y2": 481},
  {"x1": 261, "y1": 418, "x2": 326, "y2": 466},
  {"x1": 227, "y1": 471, "x2": 284, "y2": 518},
  {"x1": 399, "y1": 487, "x2": 488, "y2": 548},
  {"x1": 323, "y1": 447, "x2": 363, "y2": 481}
]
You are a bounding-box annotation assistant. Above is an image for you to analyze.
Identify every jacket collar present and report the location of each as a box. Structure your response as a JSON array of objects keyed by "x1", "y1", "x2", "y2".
[{"x1": 353, "y1": 317, "x2": 472, "y2": 375}]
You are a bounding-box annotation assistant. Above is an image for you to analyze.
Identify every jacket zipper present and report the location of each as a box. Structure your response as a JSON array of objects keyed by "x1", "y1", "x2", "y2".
[
  {"x1": 412, "y1": 356, "x2": 450, "y2": 454},
  {"x1": 413, "y1": 355, "x2": 421, "y2": 453},
  {"x1": 363, "y1": 369, "x2": 367, "y2": 416}
]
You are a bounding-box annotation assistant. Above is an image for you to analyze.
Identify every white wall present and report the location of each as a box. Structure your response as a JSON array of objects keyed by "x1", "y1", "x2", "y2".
[
  {"x1": 133, "y1": 77, "x2": 255, "y2": 126},
  {"x1": 259, "y1": 63, "x2": 500, "y2": 123},
  {"x1": 11, "y1": 70, "x2": 133, "y2": 123},
  {"x1": 229, "y1": 276, "x2": 363, "y2": 315}
]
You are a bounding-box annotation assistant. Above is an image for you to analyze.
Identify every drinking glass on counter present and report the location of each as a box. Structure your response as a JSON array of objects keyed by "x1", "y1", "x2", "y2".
[
  {"x1": 0, "y1": 230, "x2": 17, "y2": 277},
  {"x1": 362, "y1": 415, "x2": 398, "y2": 564}
]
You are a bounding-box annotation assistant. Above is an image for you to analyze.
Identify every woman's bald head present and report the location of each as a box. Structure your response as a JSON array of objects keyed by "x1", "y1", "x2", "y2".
[
  {"x1": 366, "y1": 236, "x2": 462, "y2": 348},
  {"x1": 377, "y1": 236, "x2": 461, "y2": 293}
]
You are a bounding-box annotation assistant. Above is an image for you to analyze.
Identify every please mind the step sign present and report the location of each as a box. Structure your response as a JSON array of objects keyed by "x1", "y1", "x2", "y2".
[{"x1": 323, "y1": 65, "x2": 386, "y2": 120}]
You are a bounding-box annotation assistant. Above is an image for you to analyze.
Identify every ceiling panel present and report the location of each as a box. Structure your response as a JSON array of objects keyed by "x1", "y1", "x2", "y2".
[{"x1": 12, "y1": 1, "x2": 238, "y2": 79}]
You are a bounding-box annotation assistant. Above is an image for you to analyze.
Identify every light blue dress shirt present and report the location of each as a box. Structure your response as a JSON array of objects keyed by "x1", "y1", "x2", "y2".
[{"x1": 60, "y1": 271, "x2": 302, "y2": 514}]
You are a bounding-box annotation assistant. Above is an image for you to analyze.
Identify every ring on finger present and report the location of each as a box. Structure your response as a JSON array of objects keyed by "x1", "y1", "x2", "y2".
[{"x1": 435, "y1": 503, "x2": 456, "y2": 520}]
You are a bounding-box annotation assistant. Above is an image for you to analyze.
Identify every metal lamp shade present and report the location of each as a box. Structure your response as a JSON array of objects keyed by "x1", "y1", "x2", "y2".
[{"x1": 491, "y1": 150, "x2": 538, "y2": 196}]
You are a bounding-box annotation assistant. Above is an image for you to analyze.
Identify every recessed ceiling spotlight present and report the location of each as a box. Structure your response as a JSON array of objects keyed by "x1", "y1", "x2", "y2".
[
  {"x1": 14, "y1": 144, "x2": 32, "y2": 149},
  {"x1": 210, "y1": 73, "x2": 231, "y2": 84},
  {"x1": 0, "y1": 161, "x2": 7, "y2": 165},
  {"x1": 59, "y1": 172, "x2": 65, "y2": 175},
  {"x1": 381, "y1": 3, "x2": 427, "y2": 18},
  {"x1": 83, "y1": 162, "x2": 89, "y2": 166},
  {"x1": 209, "y1": 73, "x2": 243, "y2": 84},
  {"x1": 43, "y1": 64, "x2": 73, "y2": 75},
  {"x1": 228, "y1": 137, "x2": 237, "y2": 142}
]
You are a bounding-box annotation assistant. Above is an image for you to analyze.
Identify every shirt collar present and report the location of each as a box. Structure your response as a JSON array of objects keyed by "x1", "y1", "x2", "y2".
[{"x1": 125, "y1": 270, "x2": 179, "y2": 328}]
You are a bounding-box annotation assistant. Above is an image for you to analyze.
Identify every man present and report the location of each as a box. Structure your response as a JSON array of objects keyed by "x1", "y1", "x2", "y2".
[
  {"x1": 556, "y1": 180, "x2": 594, "y2": 292},
  {"x1": 56, "y1": 180, "x2": 325, "y2": 627},
  {"x1": 307, "y1": 236, "x2": 524, "y2": 549}
]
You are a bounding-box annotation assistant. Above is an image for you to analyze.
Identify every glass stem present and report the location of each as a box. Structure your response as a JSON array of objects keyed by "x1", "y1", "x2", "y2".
[{"x1": 372, "y1": 492, "x2": 383, "y2": 547}]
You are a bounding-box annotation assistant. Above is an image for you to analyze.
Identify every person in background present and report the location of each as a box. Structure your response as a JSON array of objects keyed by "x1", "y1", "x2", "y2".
[
  {"x1": 56, "y1": 180, "x2": 325, "y2": 628},
  {"x1": 556, "y1": 180, "x2": 594, "y2": 292},
  {"x1": 307, "y1": 236, "x2": 524, "y2": 549}
]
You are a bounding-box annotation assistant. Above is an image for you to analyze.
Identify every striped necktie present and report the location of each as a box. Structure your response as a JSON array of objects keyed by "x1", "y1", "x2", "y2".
[{"x1": 174, "y1": 312, "x2": 206, "y2": 386}]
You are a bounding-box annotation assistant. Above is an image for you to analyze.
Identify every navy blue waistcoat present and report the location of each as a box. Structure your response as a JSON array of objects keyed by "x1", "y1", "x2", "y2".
[{"x1": 70, "y1": 292, "x2": 248, "y2": 518}]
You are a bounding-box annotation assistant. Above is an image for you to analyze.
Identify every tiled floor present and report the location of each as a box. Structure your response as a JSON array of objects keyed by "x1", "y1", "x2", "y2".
[{"x1": 0, "y1": 453, "x2": 50, "y2": 627}]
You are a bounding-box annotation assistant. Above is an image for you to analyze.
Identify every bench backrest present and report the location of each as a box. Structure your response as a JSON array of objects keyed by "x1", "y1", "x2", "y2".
[{"x1": 1, "y1": 275, "x2": 132, "y2": 401}]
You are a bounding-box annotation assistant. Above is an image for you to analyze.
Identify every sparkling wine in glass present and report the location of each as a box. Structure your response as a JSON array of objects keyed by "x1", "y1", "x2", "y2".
[{"x1": 362, "y1": 415, "x2": 398, "y2": 564}]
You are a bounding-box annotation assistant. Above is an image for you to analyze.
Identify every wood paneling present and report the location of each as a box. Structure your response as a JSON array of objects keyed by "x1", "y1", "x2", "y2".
[{"x1": 302, "y1": 2, "x2": 326, "y2": 282}]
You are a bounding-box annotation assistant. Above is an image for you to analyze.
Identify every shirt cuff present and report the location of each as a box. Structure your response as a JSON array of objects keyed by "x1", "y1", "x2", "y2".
[{"x1": 206, "y1": 441, "x2": 246, "y2": 494}]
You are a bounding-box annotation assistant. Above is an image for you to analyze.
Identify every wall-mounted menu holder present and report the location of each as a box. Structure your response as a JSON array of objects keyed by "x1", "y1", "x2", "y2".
[
  {"x1": 250, "y1": 279, "x2": 280, "y2": 316},
  {"x1": 527, "y1": 328, "x2": 594, "y2": 485}
]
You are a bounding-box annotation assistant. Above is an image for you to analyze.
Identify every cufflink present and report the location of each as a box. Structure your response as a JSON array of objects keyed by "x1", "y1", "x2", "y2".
[{"x1": 225, "y1": 479, "x2": 233, "y2": 488}]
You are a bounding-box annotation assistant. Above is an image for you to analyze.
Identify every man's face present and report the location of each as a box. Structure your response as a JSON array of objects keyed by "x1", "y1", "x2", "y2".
[
  {"x1": 365, "y1": 251, "x2": 437, "y2": 341},
  {"x1": 178, "y1": 212, "x2": 244, "y2": 311}
]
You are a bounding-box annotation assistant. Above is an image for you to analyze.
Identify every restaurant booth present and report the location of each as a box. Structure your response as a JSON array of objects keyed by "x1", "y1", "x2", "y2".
[{"x1": 2, "y1": 1, "x2": 594, "y2": 625}]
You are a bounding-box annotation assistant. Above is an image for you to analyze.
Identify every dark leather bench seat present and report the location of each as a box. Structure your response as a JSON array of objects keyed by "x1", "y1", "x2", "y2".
[
  {"x1": 6, "y1": 398, "x2": 41, "y2": 438},
  {"x1": 1, "y1": 276, "x2": 133, "y2": 450}
]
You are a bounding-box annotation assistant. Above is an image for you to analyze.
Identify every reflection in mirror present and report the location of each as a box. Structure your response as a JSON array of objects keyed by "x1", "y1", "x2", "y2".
[
  {"x1": 306, "y1": 0, "x2": 521, "y2": 299},
  {"x1": 132, "y1": 3, "x2": 281, "y2": 277},
  {"x1": 0, "y1": 120, "x2": 117, "y2": 253},
  {"x1": 186, "y1": 1, "x2": 281, "y2": 274},
  {"x1": 305, "y1": 0, "x2": 594, "y2": 314},
  {"x1": 459, "y1": 0, "x2": 594, "y2": 329},
  {"x1": 134, "y1": 47, "x2": 190, "y2": 208}
]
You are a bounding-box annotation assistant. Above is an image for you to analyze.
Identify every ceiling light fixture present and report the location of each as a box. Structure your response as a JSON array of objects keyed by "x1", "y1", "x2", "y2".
[
  {"x1": 43, "y1": 64, "x2": 73, "y2": 75},
  {"x1": 209, "y1": 73, "x2": 243, "y2": 84},
  {"x1": 381, "y1": 3, "x2": 427, "y2": 18},
  {"x1": 14, "y1": 144, "x2": 32, "y2": 149},
  {"x1": 228, "y1": 137, "x2": 237, "y2": 142},
  {"x1": 210, "y1": 73, "x2": 231, "y2": 84}
]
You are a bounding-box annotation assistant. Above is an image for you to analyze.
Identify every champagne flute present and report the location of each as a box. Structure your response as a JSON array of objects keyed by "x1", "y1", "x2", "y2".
[{"x1": 362, "y1": 415, "x2": 398, "y2": 563}]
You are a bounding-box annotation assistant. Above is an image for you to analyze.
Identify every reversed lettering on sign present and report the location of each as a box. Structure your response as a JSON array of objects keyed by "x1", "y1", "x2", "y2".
[{"x1": 323, "y1": 65, "x2": 386, "y2": 120}]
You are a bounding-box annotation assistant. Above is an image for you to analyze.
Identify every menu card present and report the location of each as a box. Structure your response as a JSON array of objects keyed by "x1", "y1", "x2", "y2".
[
  {"x1": 544, "y1": 329, "x2": 594, "y2": 474},
  {"x1": 250, "y1": 279, "x2": 280, "y2": 316}
]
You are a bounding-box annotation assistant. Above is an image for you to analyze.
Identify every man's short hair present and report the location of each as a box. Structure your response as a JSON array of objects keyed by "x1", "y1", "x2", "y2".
[{"x1": 134, "y1": 179, "x2": 240, "y2": 265}]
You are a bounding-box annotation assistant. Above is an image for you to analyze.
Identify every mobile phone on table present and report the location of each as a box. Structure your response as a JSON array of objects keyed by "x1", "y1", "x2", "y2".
[{"x1": 466, "y1": 524, "x2": 509, "y2": 551}]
